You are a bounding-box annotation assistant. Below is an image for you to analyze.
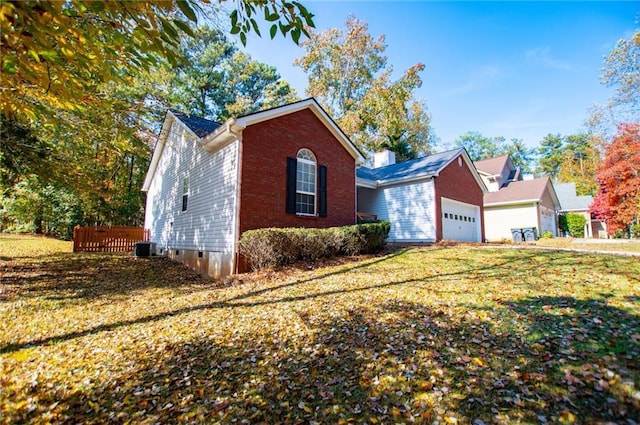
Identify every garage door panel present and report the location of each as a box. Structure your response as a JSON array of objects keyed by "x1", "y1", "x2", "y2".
[{"x1": 442, "y1": 198, "x2": 480, "y2": 242}]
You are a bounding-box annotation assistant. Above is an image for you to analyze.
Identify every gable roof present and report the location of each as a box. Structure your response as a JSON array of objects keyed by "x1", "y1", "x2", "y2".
[
  {"x1": 356, "y1": 148, "x2": 487, "y2": 192},
  {"x1": 484, "y1": 176, "x2": 559, "y2": 207},
  {"x1": 474, "y1": 154, "x2": 511, "y2": 176},
  {"x1": 202, "y1": 98, "x2": 365, "y2": 164},
  {"x1": 143, "y1": 99, "x2": 364, "y2": 191},
  {"x1": 555, "y1": 182, "x2": 594, "y2": 212},
  {"x1": 169, "y1": 110, "x2": 221, "y2": 138}
]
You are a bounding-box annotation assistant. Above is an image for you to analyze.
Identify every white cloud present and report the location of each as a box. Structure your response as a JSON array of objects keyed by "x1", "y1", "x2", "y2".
[
  {"x1": 525, "y1": 47, "x2": 572, "y2": 71},
  {"x1": 443, "y1": 65, "x2": 503, "y2": 96}
]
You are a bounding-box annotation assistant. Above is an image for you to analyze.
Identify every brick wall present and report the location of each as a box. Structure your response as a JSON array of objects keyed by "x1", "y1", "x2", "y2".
[
  {"x1": 434, "y1": 156, "x2": 485, "y2": 241},
  {"x1": 238, "y1": 108, "x2": 357, "y2": 235}
]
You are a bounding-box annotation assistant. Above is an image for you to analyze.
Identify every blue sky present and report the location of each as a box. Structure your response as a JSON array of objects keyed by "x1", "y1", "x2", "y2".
[{"x1": 238, "y1": 1, "x2": 639, "y2": 151}]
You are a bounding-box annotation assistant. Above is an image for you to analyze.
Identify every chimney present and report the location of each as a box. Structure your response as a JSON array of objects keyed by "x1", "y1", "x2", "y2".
[{"x1": 374, "y1": 149, "x2": 396, "y2": 168}]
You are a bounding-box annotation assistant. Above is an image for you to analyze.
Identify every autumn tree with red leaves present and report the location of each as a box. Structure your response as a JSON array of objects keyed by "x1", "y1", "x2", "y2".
[{"x1": 590, "y1": 123, "x2": 640, "y2": 235}]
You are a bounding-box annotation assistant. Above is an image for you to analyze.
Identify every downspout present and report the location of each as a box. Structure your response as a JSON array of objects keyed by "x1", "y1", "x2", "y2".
[
  {"x1": 232, "y1": 131, "x2": 243, "y2": 275},
  {"x1": 354, "y1": 163, "x2": 358, "y2": 223},
  {"x1": 536, "y1": 201, "x2": 542, "y2": 235}
]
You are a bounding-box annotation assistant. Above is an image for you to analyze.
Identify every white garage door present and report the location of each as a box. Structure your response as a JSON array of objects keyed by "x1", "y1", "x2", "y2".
[
  {"x1": 539, "y1": 206, "x2": 557, "y2": 236},
  {"x1": 442, "y1": 198, "x2": 481, "y2": 242}
]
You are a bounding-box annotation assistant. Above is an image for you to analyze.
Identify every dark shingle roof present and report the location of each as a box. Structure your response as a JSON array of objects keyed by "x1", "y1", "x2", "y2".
[
  {"x1": 474, "y1": 154, "x2": 510, "y2": 175},
  {"x1": 170, "y1": 110, "x2": 221, "y2": 138},
  {"x1": 484, "y1": 177, "x2": 551, "y2": 205},
  {"x1": 356, "y1": 148, "x2": 463, "y2": 183}
]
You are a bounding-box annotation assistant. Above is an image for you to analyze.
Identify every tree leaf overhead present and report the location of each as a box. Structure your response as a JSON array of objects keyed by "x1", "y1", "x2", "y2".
[{"x1": 0, "y1": 0, "x2": 314, "y2": 124}]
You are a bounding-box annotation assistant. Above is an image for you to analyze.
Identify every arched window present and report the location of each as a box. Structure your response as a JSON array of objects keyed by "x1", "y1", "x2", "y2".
[{"x1": 296, "y1": 149, "x2": 317, "y2": 215}]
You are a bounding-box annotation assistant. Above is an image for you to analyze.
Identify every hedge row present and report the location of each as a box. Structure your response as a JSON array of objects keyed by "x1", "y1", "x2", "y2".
[{"x1": 238, "y1": 221, "x2": 391, "y2": 270}]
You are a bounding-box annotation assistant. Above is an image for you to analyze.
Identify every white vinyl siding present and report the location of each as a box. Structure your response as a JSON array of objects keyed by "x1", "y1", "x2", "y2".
[
  {"x1": 144, "y1": 120, "x2": 239, "y2": 253},
  {"x1": 483, "y1": 203, "x2": 538, "y2": 241},
  {"x1": 358, "y1": 179, "x2": 436, "y2": 242}
]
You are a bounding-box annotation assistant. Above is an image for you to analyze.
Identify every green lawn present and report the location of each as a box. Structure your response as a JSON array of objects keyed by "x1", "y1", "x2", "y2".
[{"x1": 1, "y1": 235, "x2": 639, "y2": 424}]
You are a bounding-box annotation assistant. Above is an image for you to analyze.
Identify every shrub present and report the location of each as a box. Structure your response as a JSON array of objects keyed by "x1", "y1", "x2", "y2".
[
  {"x1": 239, "y1": 221, "x2": 390, "y2": 271},
  {"x1": 632, "y1": 224, "x2": 640, "y2": 239},
  {"x1": 540, "y1": 231, "x2": 553, "y2": 239},
  {"x1": 559, "y1": 213, "x2": 586, "y2": 238}
]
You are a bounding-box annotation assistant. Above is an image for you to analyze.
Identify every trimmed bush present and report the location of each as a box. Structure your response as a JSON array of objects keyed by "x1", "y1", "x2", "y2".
[
  {"x1": 239, "y1": 221, "x2": 391, "y2": 271},
  {"x1": 559, "y1": 213, "x2": 587, "y2": 238}
]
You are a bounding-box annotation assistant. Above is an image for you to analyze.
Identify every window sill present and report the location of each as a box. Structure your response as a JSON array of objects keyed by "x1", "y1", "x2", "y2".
[{"x1": 296, "y1": 213, "x2": 319, "y2": 218}]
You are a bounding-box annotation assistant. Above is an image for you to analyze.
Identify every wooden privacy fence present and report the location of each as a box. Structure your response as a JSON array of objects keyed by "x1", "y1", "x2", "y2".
[{"x1": 73, "y1": 226, "x2": 149, "y2": 253}]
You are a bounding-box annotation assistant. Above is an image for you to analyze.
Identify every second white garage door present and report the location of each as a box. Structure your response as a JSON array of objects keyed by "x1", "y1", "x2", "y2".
[{"x1": 442, "y1": 198, "x2": 481, "y2": 242}]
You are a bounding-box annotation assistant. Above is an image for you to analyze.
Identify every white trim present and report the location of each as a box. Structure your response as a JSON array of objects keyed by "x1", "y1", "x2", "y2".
[
  {"x1": 201, "y1": 98, "x2": 365, "y2": 165},
  {"x1": 142, "y1": 113, "x2": 173, "y2": 192},
  {"x1": 295, "y1": 149, "x2": 317, "y2": 215},
  {"x1": 232, "y1": 133, "x2": 243, "y2": 274},
  {"x1": 143, "y1": 111, "x2": 207, "y2": 192},
  {"x1": 356, "y1": 177, "x2": 377, "y2": 189},
  {"x1": 201, "y1": 119, "x2": 244, "y2": 152},
  {"x1": 441, "y1": 197, "x2": 482, "y2": 242},
  {"x1": 485, "y1": 199, "x2": 539, "y2": 207},
  {"x1": 355, "y1": 150, "x2": 488, "y2": 193}
]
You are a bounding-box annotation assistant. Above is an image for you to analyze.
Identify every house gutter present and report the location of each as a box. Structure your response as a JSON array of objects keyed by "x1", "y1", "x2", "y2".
[
  {"x1": 484, "y1": 199, "x2": 539, "y2": 207},
  {"x1": 202, "y1": 118, "x2": 245, "y2": 152},
  {"x1": 377, "y1": 173, "x2": 437, "y2": 187}
]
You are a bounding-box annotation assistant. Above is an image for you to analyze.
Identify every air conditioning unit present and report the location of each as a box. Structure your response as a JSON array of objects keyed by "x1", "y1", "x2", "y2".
[{"x1": 134, "y1": 242, "x2": 156, "y2": 258}]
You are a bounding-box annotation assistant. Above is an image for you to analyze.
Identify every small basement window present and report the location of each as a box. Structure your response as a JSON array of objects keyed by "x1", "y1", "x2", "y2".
[{"x1": 198, "y1": 251, "x2": 203, "y2": 258}]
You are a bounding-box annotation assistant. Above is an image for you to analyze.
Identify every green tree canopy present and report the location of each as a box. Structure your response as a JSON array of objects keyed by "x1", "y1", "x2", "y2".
[
  {"x1": 454, "y1": 132, "x2": 506, "y2": 161},
  {"x1": 537, "y1": 133, "x2": 564, "y2": 178},
  {"x1": 454, "y1": 132, "x2": 533, "y2": 173},
  {"x1": 536, "y1": 132, "x2": 601, "y2": 195},
  {"x1": 125, "y1": 25, "x2": 299, "y2": 125},
  {"x1": 295, "y1": 15, "x2": 436, "y2": 161},
  {"x1": 1, "y1": 1, "x2": 314, "y2": 234}
]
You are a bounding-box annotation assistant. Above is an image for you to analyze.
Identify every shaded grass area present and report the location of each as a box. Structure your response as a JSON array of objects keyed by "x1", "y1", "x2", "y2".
[{"x1": 1, "y1": 235, "x2": 639, "y2": 424}]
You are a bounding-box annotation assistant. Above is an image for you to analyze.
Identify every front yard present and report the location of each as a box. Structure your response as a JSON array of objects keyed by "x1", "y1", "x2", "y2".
[{"x1": 1, "y1": 235, "x2": 638, "y2": 424}]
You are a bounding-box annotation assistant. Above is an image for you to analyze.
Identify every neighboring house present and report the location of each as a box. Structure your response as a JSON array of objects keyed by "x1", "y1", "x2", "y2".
[
  {"x1": 475, "y1": 155, "x2": 560, "y2": 241},
  {"x1": 356, "y1": 148, "x2": 487, "y2": 243},
  {"x1": 554, "y1": 182, "x2": 606, "y2": 238},
  {"x1": 142, "y1": 98, "x2": 365, "y2": 278},
  {"x1": 474, "y1": 154, "x2": 521, "y2": 192}
]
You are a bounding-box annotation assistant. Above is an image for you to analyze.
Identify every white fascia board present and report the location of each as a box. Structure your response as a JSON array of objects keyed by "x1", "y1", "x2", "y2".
[
  {"x1": 236, "y1": 99, "x2": 366, "y2": 165},
  {"x1": 377, "y1": 173, "x2": 436, "y2": 187},
  {"x1": 142, "y1": 112, "x2": 176, "y2": 192},
  {"x1": 459, "y1": 150, "x2": 489, "y2": 193},
  {"x1": 356, "y1": 177, "x2": 377, "y2": 189},
  {"x1": 201, "y1": 118, "x2": 244, "y2": 152},
  {"x1": 558, "y1": 208, "x2": 589, "y2": 213},
  {"x1": 546, "y1": 180, "x2": 562, "y2": 208},
  {"x1": 484, "y1": 199, "x2": 539, "y2": 207}
]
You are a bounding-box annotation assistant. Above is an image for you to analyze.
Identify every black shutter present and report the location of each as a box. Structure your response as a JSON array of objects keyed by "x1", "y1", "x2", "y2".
[
  {"x1": 318, "y1": 165, "x2": 327, "y2": 217},
  {"x1": 286, "y1": 157, "x2": 297, "y2": 214}
]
